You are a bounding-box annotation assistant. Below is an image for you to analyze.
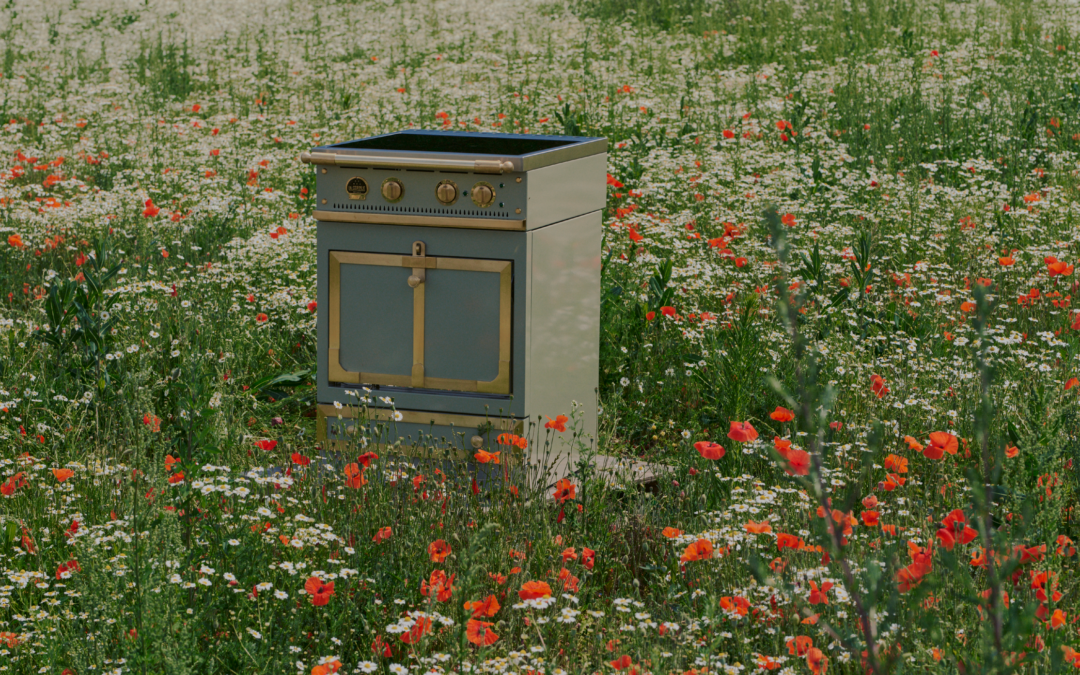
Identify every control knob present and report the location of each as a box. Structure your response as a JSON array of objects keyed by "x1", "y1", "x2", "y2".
[
  {"x1": 435, "y1": 180, "x2": 457, "y2": 204},
  {"x1": 471, "y1": 183, "x2": 495, "y2": 207},
  {"x1": 381, "y1": 178, "x2": 404, "y2": 202}
]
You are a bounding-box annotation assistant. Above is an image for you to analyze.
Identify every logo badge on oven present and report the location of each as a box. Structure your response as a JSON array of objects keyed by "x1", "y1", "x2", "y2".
[{"x1": 345, "y1": 177, "x2": 369, "y2": 200}]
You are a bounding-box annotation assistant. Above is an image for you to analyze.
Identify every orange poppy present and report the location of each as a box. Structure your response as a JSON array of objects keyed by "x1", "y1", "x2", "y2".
[
  {"x1": 496, "y1": 433, "x2": 528, "y2": 449},
  {"x1": 518, "y1": 580, "x2": 552, "y2": 600},
  {"x1": 464, "y1": 594, "x2": 500, "y2": 617},
  {"x1": 167, "y1": 471, "x2": 185, "y2": 485},
  {"x1": 680, "y1": 538, "x2": 713, "y2": 562},
  {"x1": 903, "y1": 435, "x2": 924, "y2": 452},
  {"x1": 787, "y1": 635, "x2": 813, "y2": 656},
  {"x1": 1066, "y1": 377, "x2": 1079, "y2": 390},
  {"x1": 372, "y1": 526, "x2": 392, "y2": 543},
  {"x1": 304, "y1": 575, "x2": 334, "y2": 606},
  {"x1": 51, "y1": 468, "x2": 74, "y2": 483},
  {"x1": 311, "y1": 661, "x2": 342, "y2": 675},
  {"x1": 769, "y1": 407, "x2": 794, "y2": 422},
  {"x1": 727, "y1": 421, "x2": 758, "y2": 442},
  {"x1": 466, "y1": 619, "x2": 499, "y2": 646},
  {"x1": 1005, "y1": 445, "x2": 1019, "y2": 458},
  {"x1": 553, "y1": 478, "x2": 576, "y2": 503},
  {"x1": 693, "y1": 441, "x2": 724, "y2": 460},
  {"x1": 343, "y1": 463, "x2": 366, "y2": 488},
  {"x1": 745, "y1": 520, "x2": 772, "y2": 534},
  {"x1": 861, "y1": 511, "x2": 880, "y2": 527},
  {"x1": 474, "y1": 450, "x2": 501, "y2": 464},
  {"x1": 661, "y1": 527, "x2": 683, "y2": 538},
  {"x1": 773, "y1": 437, "x2": 793, "y2": 459},
  {"x1": 544, "y1": 415, "x2": 568, "y2": 432},
  {"x1": 998, "y1": 256, "x2": 1015, "y2": 266},
  {"x1": 420, "y1": 570, "x2": 455, "y2": 602},
  {"x1": 428, "y1": 539, "x2": 452, "y2": 563},
  {"x1": 806, "y1": 647, "x2": 828, "y2": 675},
  {"x1": 883, "y1": 454, "x2": 908, "y2": 473}
]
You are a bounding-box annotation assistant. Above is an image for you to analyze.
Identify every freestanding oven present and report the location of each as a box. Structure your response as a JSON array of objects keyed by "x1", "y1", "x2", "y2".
[{"x1": 303, "y1": 130, "x2": 606, "y2": 484}]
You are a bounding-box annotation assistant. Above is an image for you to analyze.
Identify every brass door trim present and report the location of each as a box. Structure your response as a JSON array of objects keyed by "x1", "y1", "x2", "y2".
[
  {"x1": 328, "y1": 248, "x2": 513, "y2": 394},
  {"x1": 314, "y1": 209, "x2": 526, "y2": 231}
]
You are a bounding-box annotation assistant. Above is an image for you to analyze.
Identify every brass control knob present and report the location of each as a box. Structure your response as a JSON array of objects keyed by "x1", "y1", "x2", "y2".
[
  {"x1": 436, "y1": 181, "x2": 457, "y2": 205},
  {"x1": 408, "y1": 275, "x2": 422, "y2": 288},
  {"x1": 471, "y1": 183, "x2": 495, "y2": 207},
  {"x1": 382, "y1": 178, "x2": 403, "y2": 201}
]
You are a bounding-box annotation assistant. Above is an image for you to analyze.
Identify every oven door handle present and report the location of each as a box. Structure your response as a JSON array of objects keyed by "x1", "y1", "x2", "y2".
[{"x1": 301, "y1": 151, "x2": 515, "y2": 174}]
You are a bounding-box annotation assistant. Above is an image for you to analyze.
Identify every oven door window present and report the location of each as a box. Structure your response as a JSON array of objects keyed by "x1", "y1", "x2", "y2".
[{"x1": 328, "y1": 247, "x2": 511, "y2": 395}]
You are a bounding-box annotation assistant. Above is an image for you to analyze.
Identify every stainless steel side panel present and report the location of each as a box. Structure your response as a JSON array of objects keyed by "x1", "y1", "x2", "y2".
[
  {"x1": 525, "y1": 154, "x2": 608, "y2": 230},
  {"x1": 524, "y1": 210, "x2": 602, "y2": 478}
]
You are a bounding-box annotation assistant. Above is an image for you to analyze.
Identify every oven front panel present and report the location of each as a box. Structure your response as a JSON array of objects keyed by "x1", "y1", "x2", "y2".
[{"x1": 317, "y1": 220, "x2": 527, "y2": 418}]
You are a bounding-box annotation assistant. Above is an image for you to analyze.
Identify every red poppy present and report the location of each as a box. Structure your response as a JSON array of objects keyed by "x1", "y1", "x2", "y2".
[
  {"x1": 1066, "y1": 377, "x2": 1080, "y2": 390},
  {"x1": 769, "y1": 406, "x2": 795, "y2": 422},
  {"x1": 693, "y1": 441, "x2": 725, "y2": 460},
  {"x1": 785, "y1": 449, "x2": 811, "y2": 476},
  {"x1": 727, "y1": 421, "x2": 758, "y2": 442},
  {"x1": 142, "y1": 198, "x2": 160, "y2": 218},
  {"x1": 582, "y1": 547, "x2": 596, "y2": 570},
  {"x1": 870, "y1": 373, "x2": 889, "y2": 398},
  {"x1": 55, "y1": 559, "x2": 81, "y2": 580},
  {"x1": 806, "y1": 648, "x2": 828, "y2": 675},
  {"x1": 807, "y1": 580, "x2": 832, "y2": 605},
  {"x1": 428, "y1": 539, "x2": 452, "y2": 563},
  {"x1": 466, "y1": 619, "x2": 499, "y2": 646},
  {"x1": 254, "y1": 439, "x2": 277, "y2": 451},
  {"x1": 400, "y1": 616, "x2": 431, "y2": 644},
  {"x1": 923, "y1": 432, "x2": 958, "y2": 460},
  {"x1": 51, "y1": 468, "x2": 74, "y2": 483},
  {"x1": 304, "y1": 575, "x2": 334, "y2": 606},
  {"x1": 660, "y1": 306, "x2": 677, "y2": 317},
  {"x1": 474, "y1": 449, "x2": 500, "y2": 464},
  {"x1": 553, "y1": 478, "x2": 576, "y2": 503}
]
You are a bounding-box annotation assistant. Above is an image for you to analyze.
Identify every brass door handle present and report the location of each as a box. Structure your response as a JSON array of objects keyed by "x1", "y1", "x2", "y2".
[{"x1": 408, "y1": 274, "x2": 423, "y2": 288}]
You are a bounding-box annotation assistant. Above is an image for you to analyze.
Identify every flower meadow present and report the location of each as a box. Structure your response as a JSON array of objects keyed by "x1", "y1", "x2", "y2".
[{"x1": 3, "y1": 0, "x2": 1080, "y2": 672}]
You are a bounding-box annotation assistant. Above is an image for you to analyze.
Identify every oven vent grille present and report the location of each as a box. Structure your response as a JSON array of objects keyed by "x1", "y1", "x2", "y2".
[{"x1": 331, "y1": 203, "x2": 511, "y2": 219}]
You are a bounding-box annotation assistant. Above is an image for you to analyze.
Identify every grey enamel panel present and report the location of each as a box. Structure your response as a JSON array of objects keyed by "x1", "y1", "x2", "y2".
[
  {"x1": 424, "y1": 267, "x2": 502, "y2": 382},
  {"x1": 324, "y1": 415, "x2": 523, "y2": 454},
  {"x1": 317, "y1": 220, "x2": 526, "y2": 417},
  {"x1": 337, "y1": 262, "x2": 414, "y2": 376},
  {"x1": 316, "y1": 168, "x2": 526, "y2": 221}
]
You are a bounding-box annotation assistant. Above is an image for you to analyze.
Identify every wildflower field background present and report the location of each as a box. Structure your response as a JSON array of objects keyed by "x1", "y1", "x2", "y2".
[{"x1": 3, "y1": 0, "x2": 1080, "y2": 672}]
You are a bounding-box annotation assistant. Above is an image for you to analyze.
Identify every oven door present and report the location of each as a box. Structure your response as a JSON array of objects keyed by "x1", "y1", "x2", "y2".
[{"x1": 327, "y1": 241, "x2": 511, "y2": 395}]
